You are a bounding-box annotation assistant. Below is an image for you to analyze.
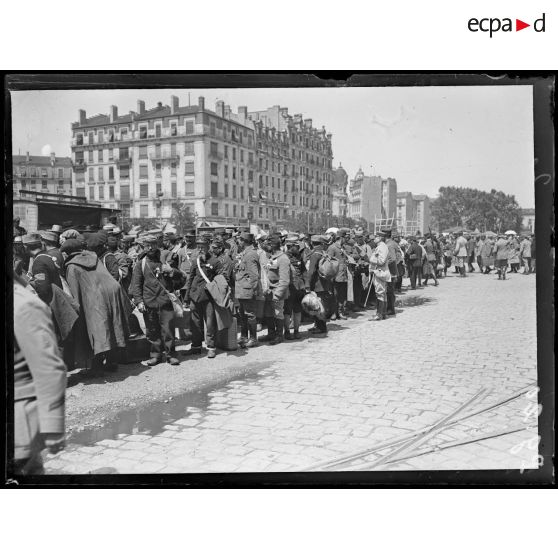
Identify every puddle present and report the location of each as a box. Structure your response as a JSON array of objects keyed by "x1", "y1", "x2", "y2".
[{"x1": 67, "y1": 361, "x2": 275, "y2": 447}]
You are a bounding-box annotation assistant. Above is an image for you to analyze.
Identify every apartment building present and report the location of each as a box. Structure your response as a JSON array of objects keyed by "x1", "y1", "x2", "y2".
[
  {"x1": 347, "y1": 168, "x2": 397, "y2": 225},
  {"x1": 70, "y1": 97, "x2": 333, "y2": 229},
  {"x1": 396, "y1": 191, "x2": 431, "y2": 235},
  {"x1": 331, "y1": 163, "x2": 348, "y2": 218},
  {"x1": 13, "y1": 152, "x2": 73, "y2": 198}
]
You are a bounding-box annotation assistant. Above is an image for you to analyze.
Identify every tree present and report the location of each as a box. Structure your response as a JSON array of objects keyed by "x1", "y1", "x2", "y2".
[
  {"x1": 170, "y1": 202, "x2": 196, "y2": 234},
  {"x1": 431, "y1": 186, "x2": 522, "y2": 232}
]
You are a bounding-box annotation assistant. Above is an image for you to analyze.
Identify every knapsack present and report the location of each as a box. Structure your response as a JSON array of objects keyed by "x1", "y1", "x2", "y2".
[{"x1": 318, "y1": 252, "x2": 340, "y2": 280}]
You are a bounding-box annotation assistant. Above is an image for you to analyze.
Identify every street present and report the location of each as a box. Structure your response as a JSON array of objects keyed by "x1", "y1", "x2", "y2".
[{"x1": 45, "y1": 270, "x2": 538, "y2": 474}]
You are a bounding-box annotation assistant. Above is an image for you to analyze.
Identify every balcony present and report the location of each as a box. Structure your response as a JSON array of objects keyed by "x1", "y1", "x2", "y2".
[
  {"x1": 116, "y1": 155, "x2": 132, "y2": 167},
  {"x1": 72, "y1": 159, "x2": 87, "y2": 171},
  {"x1": 149, "y1": 152, "x2": 179, "y2": 163}
]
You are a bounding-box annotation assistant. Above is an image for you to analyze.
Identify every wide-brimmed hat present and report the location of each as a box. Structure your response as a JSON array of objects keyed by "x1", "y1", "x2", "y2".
[
  {"x1": 22, "y1": 233, "x2": 42, "y2": 246},
  {"x1": 39, "y1": 230, "x2": 59, "y2": 244},
  {"x1": 50, "y1": 224, "x2": 63, "y2": 234}
]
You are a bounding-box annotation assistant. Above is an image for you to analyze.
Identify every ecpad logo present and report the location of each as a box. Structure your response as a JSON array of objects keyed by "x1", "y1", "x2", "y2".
[{"x1": 468, "y1": 13, "x2": 546, "y2": 37}]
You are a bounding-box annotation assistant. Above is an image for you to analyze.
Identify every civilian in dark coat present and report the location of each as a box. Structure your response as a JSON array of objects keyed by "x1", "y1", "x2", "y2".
[
  {"x1": 284, "y1": 234, "x2": 306, "y2": 339},
  {"x1": 405, "y1": 237, "x2": 423, "y2": 289}
]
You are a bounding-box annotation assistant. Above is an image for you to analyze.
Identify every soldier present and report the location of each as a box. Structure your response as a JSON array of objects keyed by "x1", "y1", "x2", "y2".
[
  {"x1": 327, "y1": 228, "x2": 349, "y2": 320},
  {"x1": 494, "y1": 234, "x2": 510, "y2": 280},
  {"x1": 368, "y1": 230, "x2": 391, "y2": 321},
  {"x1": 183, "y1": 237, "x2": 224, "y2": 358},
  {"x1": 384, "y1": 229, "x2": 401, "y2": 315},
  {"x1": 454, "y1": 231, "x2": 468, "y2": 277},
  {"x1": 263, "y1": 234, "x2": 291, "y2": 345},
  {"x1": 223, "y1": 228, "x2": 239, "y2": 259},
  {"x1": 422, "y1": 233, "x2": 439, "y2": 287},
  {"x1": 40, "y1": 230, "x2": 65, "y2": 278},
  {"x1": 22, "y1": 233, "x2": 63, "y2": 305},
  {"x1": 351, "y1": 231, "x2": 371, "y2": 309},
  {"x1": 13, "y1": 236, "x2": 29, "y2": 278},
  {"x1": 13, "y1": 276, "x2": 66, "y2": 475},
  {"x1": 392, "y1": 232, "x2": 405, "y2": 293},
  {"x1": 234, "y1": 232, "x2": 261, "y2": 348},
  {"x1": 284, "y1": 234, "x2": 306, "y2": 339},
  {"x1": 305, "y1": 235, "x2": 332, "y2": 334},
  {"x1": 131, "y1": 235, "x2": 186, "y2": 365}
]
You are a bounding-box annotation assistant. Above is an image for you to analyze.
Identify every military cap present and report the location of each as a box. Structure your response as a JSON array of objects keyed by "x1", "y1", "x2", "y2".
[
  {"x1": 224, "y1": 228, "x2": 235, "y2": 235},
  {"x1": 22, "y1": 233, "x2": 43, "y2": 246},
  {"x1": 110, "y1": 227, "x2": 122, "y2": 236},
  {"x1": 256, "y1": 232, "x2": 268, "y2": 241},
  {"x1": 354, "y1": 230, "x2": 364, "y2": 237},
  {"x1": 103, "y1": 223, "x2": 115, "y2": 231},
  {"x1": 50, "y1": 224, "x2": 63, "y2": 234},
  {"x1": 310, "y1": 234, "x2": 325, "y2": 244},
  {"x1": 285, "y1": 234, "x2": 300, "y2": 243},
  {"x1": 196, "y1": 236, "x2": 209, "y2": 244},
  {"x1": 210, "y1": 239, "x2": 225, "y2": 248},
  {"x1": 338, "y1": 227, "x2": 350, "y2": 236},
  {"x1": 376, "y1": 230, "x2": 388, "y2": 238},
  {"x1": 381, "y1": 227, "x2": 392, "y2": 237},
  {"x1": 122, "y1": 235, "x2": 134, "y2": 243},
  {"x1": 184, "y1": 229, "x2": 196, "y2": 237},
  {"x1": 299, "y1": 233, "x2": 307, "y2": 240},
  {"x1": 164, "y1": 232, "x2": 177, "y2": 241},
  {"x1": 142, "y1": 234, "x2": 159, "y2": 244},
  {"x1": 14, "y1": 235, "x2": 23, "y2": 244},
  {"x1": 86, "y1": 233, "x2": 106, "y2": 251},
  {"x1": 106, "y1": 236, "x2": 119, "y2": 249},
  {"x1": 40, "y1": 230, "x2": 59, "y2": 244},
  {"x1": 239, "y1": 232, "x2": 254, "y2": 243}
]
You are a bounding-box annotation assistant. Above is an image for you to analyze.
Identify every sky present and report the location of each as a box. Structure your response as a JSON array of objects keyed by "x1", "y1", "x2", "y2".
[{"x1": 10, "y1": 85, "x2": 535, "y2": 207}]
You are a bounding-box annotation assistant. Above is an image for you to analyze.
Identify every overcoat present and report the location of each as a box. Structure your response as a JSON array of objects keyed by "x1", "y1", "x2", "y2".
[{"x1": 234, "y1": 245, "x2": 261, "y2": 299}]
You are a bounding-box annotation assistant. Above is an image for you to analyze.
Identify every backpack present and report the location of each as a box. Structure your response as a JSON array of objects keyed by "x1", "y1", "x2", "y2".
[{"x1": 318, "y1": 252, "x2": 340, "y2": 280}]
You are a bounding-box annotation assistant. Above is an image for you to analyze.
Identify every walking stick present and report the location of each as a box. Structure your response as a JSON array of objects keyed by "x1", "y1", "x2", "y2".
[{"x1": 364, "y1": 271, "x2": 374, "y2": 306}]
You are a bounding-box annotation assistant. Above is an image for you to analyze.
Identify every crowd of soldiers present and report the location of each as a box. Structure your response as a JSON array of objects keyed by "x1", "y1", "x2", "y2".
[{"x1": 11, "y1": 218, "x2": 536, "y2": 474}]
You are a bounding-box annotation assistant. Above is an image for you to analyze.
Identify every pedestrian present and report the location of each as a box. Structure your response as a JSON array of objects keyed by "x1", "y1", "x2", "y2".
[
  {"x1": 183, "y1": 236, "x2": 224, "y2": 358},
  {"x1": 519, "y1": 235, "x2": 532, "y2": 274},
  {"x1": 22, "y1": 233, "x2": 63, "y2": 305},
  {"x1": 422, "y1": 233, "x2": 439, "y2": 286},
  {"x1": 305, "y1": 235, "x2": 332, "y2": 334},
  {"x1": 263, "y1": 234, "x2": 291, "y2": 345},
  {"x1": 454, "y1": 231, "x2": 468, "y2": 277},
  {"x1": 393, "y1": 232, "x2": 406, "y2": 291},
  {"x1": 327, "y1": 228, "x2": 350, "y2": 320},
  {"x1": 13, "y1": 274, "x2": 67, "y2": 475},
  {"x1": 466, "y1": 234, "x2": 476, "y2": 272},
  {"x1": 531, "y1": 234, "x2": 536, "y2": 273},
  {"x1": 476, "y1": 235, "x2": 485, "y2": 273},
  {"x1": 480, "y1": 235, "x2": 494, "y2": 273},
  {"x1": 13, "y1": 235, "x2": 29, "y2": 278},
  {"x1": 234, "y1": 232, "x2": 261, "y2": 348},
  {"x1": 62, "y1": 237, "x2": 131, "y2": 371},
  {"x1": 494, "y1": 234, "x2": 510, "y2": 280},
  {"x1": 384, "y1": 228, "x2": 401, "y2": 314},
  {"x1": 352, "y1": 231, "x2": 372, "y2": 306},
  {"x1": 405, "y1": 236, "x2": 423, "y2": 289},
  {"x1": 508, "y1": 235, "x2": 520, "y2": 273},
  {"x1": 40, "y1": 230, "x2": 65, "y2": 278},
  {"x1": 368, "y1": 230, "x2": 391, "y2": 321},
  {"x1": 131, "y1": 235, "x2": 185, "y2": 365},
  {"x1": 284, "y1": 234, "x2": 306, "y2": 339}
]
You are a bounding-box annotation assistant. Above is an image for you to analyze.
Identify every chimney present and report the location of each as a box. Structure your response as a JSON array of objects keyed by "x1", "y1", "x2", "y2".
[
  {"x1": 198, "y1": 96, "x2": 205, "y2": 110},
  {"x1": 50, "y1": 152, "x2": 55, "y2": 166},
  {"x1": 171, "y1": 95, "x2": 179, "y2": 114},
  {"x1": 215, "y1": 100, "x2": 225, "y2": 117},
  {"x1": 110, "y1": 105, "x2": 118, "y2": 122},
  {"x1": 224, "y1": 105, "x2": 231, "y2": 119},
  {"x1": 238, "y1": 106, "x2": 248, "y2": 121},
  {"x1": 79, "y1": 109, "x2": 86, "y2": 125},
  {"x1": 137, "y1": 100, "x2": 145, "y2": 115},
  {"x1": 157, "y1": 101, "x2": 163, "y2": 108},
  {"x1": 304, "y1": 118, "x2": 312, "y2": 128},
  {"x1": 26, "y1": 151, "x2": 30, "y2": 162}
]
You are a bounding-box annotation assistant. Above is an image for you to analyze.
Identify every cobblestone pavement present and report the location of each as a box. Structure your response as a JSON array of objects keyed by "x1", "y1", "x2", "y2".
[{"x1": 45, "y1": 271, "x2": 539, "y2": 475}]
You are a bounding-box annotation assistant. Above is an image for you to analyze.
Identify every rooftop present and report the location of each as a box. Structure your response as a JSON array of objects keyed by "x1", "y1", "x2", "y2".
[{"x1": 13, "y1": 154, "x2": 72, "y2": 166}]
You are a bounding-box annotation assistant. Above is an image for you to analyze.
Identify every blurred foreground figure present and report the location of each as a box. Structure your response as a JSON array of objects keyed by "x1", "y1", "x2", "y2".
[{"x1": 13, "y1": 276, "x2": 66, "y2": 475}]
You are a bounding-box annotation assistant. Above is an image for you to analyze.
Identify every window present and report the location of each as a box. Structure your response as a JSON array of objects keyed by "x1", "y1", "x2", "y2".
[
  {"x1": 211, "y1": 203, "x2": 219, "y2": 216},
  {"x1": 225, "y1": 204, "x2": 229, "y2": 217},
  {"x1": 120, "y1": 128, "x2": 128, "y2": 138},
  {"x1": 224, "y1": 164, "x2": 228, "y2": 177},
  {"x1": 98, "y1": 131, "x2": 104, "y2": 143},
  {"x1": 155, "y1": 124, "x2": 161, "y2": 138},
  {"x1": 140, "y1": 184, "x2": 148, "y2": 198},
  {"x1": 120, "y1": 165, "x2": 129, "y2": 179},
  {"x1": 57, "y1": 168, "x2": 63, "y2": 179},
  {"x1": 155, "y1": 144, "x2": 161, "y2": 158},
  {"x1": 209, "y1": 121, "x2": 216, "y2": 136},
  {"x1": 99, "y1": 185, "x2": 104, "y2": 200},
  {"x1": 232, "y1": 148, "x2": 236, "y2": 161},
  {"x1": 140, "y1": 126, "x2": 147, "y2": 139},
  {"x1": 88, "y1": 132, "x2": 94, "y2": 144},
  {"x1": 248, "y1": 170, "x2": 254, "y2": 182},
  {"x1": 240, "y1": 186, "x2": 244, "y2": 200},
  {"x1": 224, "y1": 184, "x2": 229, "y2": 197},
  {"x1": 139, "y1": 165, "x2": 148, "y2": 179},
  {"x1": 210, "y1": 142, "x2": 218, "y2": 156},
  {"x1": 119, "y1": 147, "x2": 129, "y2": 160},
  {"x1": 232, "y1": 167, "x2": 236, "y2": 180},
  {"x1": 155, "y1": 163, "x2": 162, "y2": 177},
  {"x1": 185, "y1": 120, "x2": 194, "y2": 134},
  {"x1": 171, "y1": 162, "x2": 177, "y2": 176},
  {"x1": 108, "y1": 129, "x2": 114, "y2": 142},
  {"x1": 108, "y1": 148, "x2": 113, "y2": 161},
  {"x1": 232, "y1": 185, "x2": 237, "y2": 198},
  {"x1": 241, "y1": 206, "x2": 245, "y2": 217},
  {"x1": 98, "y1": 167, "x2": 104, "y2": 181},
  {"x1": 224, "y1": 146, "x2": 229, "y2": 159},
  {"x1": 156, "y1": 183, "x2": 162, "y2": 195},
  {"x1": 185, "y1": 180, "x2": 195, "y2": 196},
  {"x1": 41, "y1": 167, "x2": 48, "y2": 177},
  {"x1": 259, "y1": 207, "x2": 263, "y2": 217},
  {"x1": 21, "y1": 179, "x2": 26, "y2": 189},
  {"x1": 184, "y1": 143, "x2": 194, "y2": 156},
  {"x1": 109, "y1": 167, "x2": 114, "y2": 180},
  {"x1": 240, "y1": 168, "x2": 244, "y2": 181},
  {"x1": 76, "y1": 133, "x2": 83, "y2": 145},
  {"x1": 171, "y1": 182, "x2": 177, "y2": 198},
  {"x1": 211, "y1": 182, "x2": 218, "y2": 197},
  {"x1": 140, "y1": 204, "x2": 148, "y2": 218},
  {"x1": 139, "y1": 146, "x2": 147, "y2": 159},
  {"x1": 240, "y1": 150, "x2": 244, "y2": 163},
  {"x1": 171, "y1": 123, "x2": 177, "y2": 136},
  {"x1": 109, "y1": 185, "x2": 115, "y2": 199},
  {"x1": 185, "y1": 161, "x2": 195, "y2": 175},
  {"x1": 233, "y1": 205, "x2": 237, "y2": 217},
  {"x1": 30, "y1": 180, "x2": 36, "y2": 189},
  {"x1": 76, "y1": 186, "x2": 85, "y2": 197},
  {"x1": 171, "y1": 143, "x2": 177, "y2": 157},
  {"x1": 210, "y1": 162, "x2": 218, "y2": 176},
  {"x1": 89, "y1": 186, "x2": 94, "y2": 198},
  {"x1": 272, "y1": 177, "x2": 275, "y2": 188},
  {"x1": 88, "y1": 167, "x2": 94, "y2": 181}
]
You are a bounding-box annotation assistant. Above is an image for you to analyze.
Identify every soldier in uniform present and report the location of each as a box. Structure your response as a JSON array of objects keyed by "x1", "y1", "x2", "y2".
[
  {"x1": 351, "y1": 231, "x2": 371, "y2": 309},
  {"x1": 384, "y1": 228, "x2": 401, "y2": 316},
  {"x1": 234, "y1": 232, "x2": 261, "y2": 348},
  {"x1": 40, "y1": 230, "x2": 65, "y2": 278},
  {"x1": 454, "y1": 231, "x2": 468, "y2": 277},
  {"x1": 368, "y1": 230, "x2": 391, "y2": 321},
  {"x1": 305, "y1": 235, "x2": 332, "y2": 334},
  {"x1": 131, "y1": 235, "x2": 186, "y2": 366},
  {"x1": 327, "y1": 228, "x2": 349, "y2": 320},
  {"x1": 422, "y1": 233, "x2": 439, "y2": 286},
  {"x1": 284, "y1": 234, "x2": 306, "y2": 339},
  {"x1": 13, "y1": 276, "x2": 66, "y2": 475},
  {"x1": 223, "y1": 228, "x2": 239, "y2": 259},
  {"x1": 183, "y1": 237, "x2": 224, "y2": 358},
  {"x1": 22, "y1": 233, "x2": 63, "y2": 305}
]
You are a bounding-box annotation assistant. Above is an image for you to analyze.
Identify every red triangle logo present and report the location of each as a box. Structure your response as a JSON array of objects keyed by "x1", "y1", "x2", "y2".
[{"x1": 516, "y1": 19, "x2": 530, "y2": 31}]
